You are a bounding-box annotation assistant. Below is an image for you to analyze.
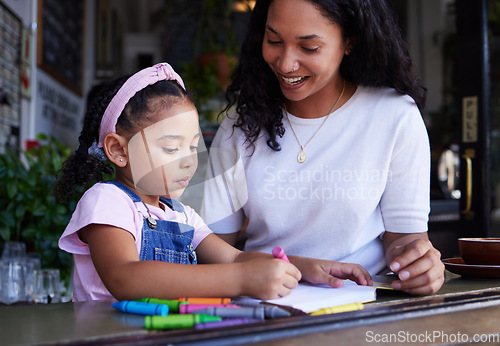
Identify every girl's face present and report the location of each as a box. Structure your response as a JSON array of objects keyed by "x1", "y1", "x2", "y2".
[
  {"x1": 262, "y1": 0, "x2": 349, "y2": 104},
  {"x1": 127, "y1": 102, "x2": 201, "y2": 199}
]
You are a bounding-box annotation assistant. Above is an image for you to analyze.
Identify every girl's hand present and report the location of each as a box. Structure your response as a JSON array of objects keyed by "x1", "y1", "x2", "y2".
[
  {"x1": 239, "y1": 258, "x2": 302, "y2": 300},
  {"x1": 289, "y1": 256, "x2": 373, "y2": 288},
  {"x1": 384, "y1": 232, "x2": 445, "y2": 295}
]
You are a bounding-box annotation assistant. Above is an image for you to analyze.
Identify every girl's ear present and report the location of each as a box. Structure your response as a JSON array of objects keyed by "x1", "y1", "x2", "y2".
[{"x1": 103, "y1": 133, "x2": 128, "y2": 167}]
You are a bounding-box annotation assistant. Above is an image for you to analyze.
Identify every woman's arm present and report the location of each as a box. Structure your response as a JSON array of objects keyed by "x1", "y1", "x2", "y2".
[
  {"x1": 80, "y1": 225, "x2": 301, "y2": 301},
  {"x1": 383, "y1": 231, "x2": 444, "y2": 295}
]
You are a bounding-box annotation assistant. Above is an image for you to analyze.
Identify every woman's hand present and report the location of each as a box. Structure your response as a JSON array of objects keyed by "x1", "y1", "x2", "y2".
[
  {"x1": 289, "y1": 256, "x2": 372, "y2": 288},
  {"x1": 384, "y1": 232, "x2": 444, "y2": 295},
  {"x1": 239, "y1": 258, "x2": 302, "y2": 300}
]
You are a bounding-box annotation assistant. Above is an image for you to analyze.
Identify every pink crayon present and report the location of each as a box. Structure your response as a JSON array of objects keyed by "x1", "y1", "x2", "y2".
[
  {"x1": 272, "y1": 246, "x2": 290, "y2": 263},
  {"x1": 179, "y1": 304, "x2": 242, "y2": 314}
]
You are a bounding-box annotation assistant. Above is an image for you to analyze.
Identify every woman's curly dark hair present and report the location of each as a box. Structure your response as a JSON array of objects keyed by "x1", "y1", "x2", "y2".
[
  {"x1": 54, "y1": 77, "x2": 191, "y2": 204},
  {"x1": 223, "y1": 0, "x2": 427, "y2": 152}
]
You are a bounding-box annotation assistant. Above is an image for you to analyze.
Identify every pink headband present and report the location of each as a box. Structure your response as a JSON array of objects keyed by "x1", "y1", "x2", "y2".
[{"x1": 97, "y1": 62, "x2": 185, "y2": 147}]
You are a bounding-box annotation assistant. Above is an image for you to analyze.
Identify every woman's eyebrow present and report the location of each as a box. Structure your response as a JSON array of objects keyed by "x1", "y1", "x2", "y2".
[
  {"x1": 265, "y1": 25, "x2": 279, "y2": 35},
  {"x1": 298, "y1": 34, "x2": 321, "y2": 40},
  {"x1": 265, "y1": 25, "x2": 321, "y2": 40}
]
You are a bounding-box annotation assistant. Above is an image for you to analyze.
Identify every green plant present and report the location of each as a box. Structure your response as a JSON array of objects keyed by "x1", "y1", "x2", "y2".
[
  {"x1": 161, "y1": 0, "x2": 242, "y2": 124},
  {"x1": 0, "y1": 134, "x2": 87, "y2": 283},
  {"x1": 163, "y1": 0, "x2": 240, "y2": 56}
]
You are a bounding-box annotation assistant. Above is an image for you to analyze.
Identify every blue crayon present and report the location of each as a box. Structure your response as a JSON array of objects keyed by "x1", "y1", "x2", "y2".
[{"x1": 112, "y1": 301, "x2": 169, "y2": 316}]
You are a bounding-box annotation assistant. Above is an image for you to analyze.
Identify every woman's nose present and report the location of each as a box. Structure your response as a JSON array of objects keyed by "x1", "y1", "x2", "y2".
[{"x1": 278, "y1": 48, "x2": 298, "y2": 74}]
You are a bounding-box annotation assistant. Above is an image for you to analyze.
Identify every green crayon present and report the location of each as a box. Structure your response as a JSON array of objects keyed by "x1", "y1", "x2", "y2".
[
  {"x1": 136, "y1": 298, "x2": 187, "y2": 313},
  {"x1": 145, "y1": 314, "x2": 222, "y2": 330}
]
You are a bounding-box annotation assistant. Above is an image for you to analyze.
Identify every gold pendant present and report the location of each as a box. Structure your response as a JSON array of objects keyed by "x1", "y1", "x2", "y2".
[{"x1": 298, "y1": 150, "x2": 306, "y2": 163}]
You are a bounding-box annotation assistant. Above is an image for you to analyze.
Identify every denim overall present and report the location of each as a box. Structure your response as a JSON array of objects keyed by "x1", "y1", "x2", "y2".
[{"x1": 104, "y1": 182, "x2": 197, "y2": 264}]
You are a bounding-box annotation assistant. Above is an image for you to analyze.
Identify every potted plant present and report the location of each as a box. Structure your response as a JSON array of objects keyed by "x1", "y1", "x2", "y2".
[{"x1": 0, "y1": 134, "x2": 106, "y2": 286}]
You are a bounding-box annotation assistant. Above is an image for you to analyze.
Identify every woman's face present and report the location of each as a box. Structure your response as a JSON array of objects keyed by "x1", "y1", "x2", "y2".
[{"x1": 262, "y1": 0, "x2": 349, "y2": 103}]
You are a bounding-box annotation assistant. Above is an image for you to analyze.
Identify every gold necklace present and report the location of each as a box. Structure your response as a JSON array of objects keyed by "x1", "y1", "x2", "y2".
[{"x1": 286, "y1": 79, "x2": 346, "y2": 163}]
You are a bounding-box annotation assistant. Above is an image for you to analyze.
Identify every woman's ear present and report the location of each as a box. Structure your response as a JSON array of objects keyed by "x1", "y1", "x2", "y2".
[
  {"x1": 103, "y1": 133, "x2": 128, "y2": 167},
  {"x1": 345, "y1": 38, "x2": 356, "y2": 55}
]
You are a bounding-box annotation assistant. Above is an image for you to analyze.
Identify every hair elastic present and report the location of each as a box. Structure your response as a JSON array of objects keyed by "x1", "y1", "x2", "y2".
[{"x1": 97, "y1": 62, "x2": 185, "y2": 148}]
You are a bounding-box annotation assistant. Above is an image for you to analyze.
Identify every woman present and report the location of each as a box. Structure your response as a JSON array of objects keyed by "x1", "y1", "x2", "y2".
[{"x1": 201, "y1": 0, "x2": 444, "y2": 295}]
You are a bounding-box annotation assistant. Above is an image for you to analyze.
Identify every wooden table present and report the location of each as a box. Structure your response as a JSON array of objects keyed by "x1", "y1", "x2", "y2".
[{"x1": 3, "y1": 273, "x2": 500, "y2": 345}]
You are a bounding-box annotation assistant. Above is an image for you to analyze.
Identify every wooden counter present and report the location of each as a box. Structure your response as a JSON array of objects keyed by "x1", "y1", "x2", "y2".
[{"x1": 3, "y1": 273, "x2": 500, "y2": 345}]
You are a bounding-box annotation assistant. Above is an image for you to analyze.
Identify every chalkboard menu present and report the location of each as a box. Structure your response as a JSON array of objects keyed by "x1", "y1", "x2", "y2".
[
  {"x1": 0, "y1": 2, "x2": 21, "y2": 154},
  {"x1": 37, "y1": 0, "x2": 84, "y2": 95}
]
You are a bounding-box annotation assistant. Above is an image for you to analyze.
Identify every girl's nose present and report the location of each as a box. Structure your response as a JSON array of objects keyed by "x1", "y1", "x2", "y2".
[{"x1": 180, "y1": 151, "x2": 196, "y2": 169}]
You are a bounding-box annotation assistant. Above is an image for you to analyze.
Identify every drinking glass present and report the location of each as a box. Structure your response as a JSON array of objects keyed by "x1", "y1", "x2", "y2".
[
  {"x1": 2, "y1": 241, "x2": 26, "y2": 260},
  {"x1": 24, "y1": 256, "x2": 41, "y2": 302},
  {"x1": 2, "y1": 260, "x2": 26, "y2": 304},
  {"x1": 33, "y1": 269, "x2": 61, "y2": 304}
]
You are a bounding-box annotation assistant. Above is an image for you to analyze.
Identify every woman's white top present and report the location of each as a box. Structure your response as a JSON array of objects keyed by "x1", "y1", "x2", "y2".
[{"x1": 201, "y1": 86, "x2": 430, "y2": 274}]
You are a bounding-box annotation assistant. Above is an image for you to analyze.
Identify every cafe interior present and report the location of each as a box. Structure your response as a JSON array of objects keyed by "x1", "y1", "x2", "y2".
[{"x1": 2, "y1": 0, "x2": 500, "y2": 344}]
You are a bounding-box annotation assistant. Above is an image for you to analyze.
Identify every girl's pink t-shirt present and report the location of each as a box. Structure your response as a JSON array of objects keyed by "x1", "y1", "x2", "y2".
[{"x1": 59, "y1": 182, "x2": 212, "y2": 302}]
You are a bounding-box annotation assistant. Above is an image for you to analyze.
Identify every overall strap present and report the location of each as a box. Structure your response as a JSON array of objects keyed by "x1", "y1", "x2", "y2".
[
  {"x1": 102, "y1": 181, "x2": 185, "y2": 212},
  {"x1": 160, "y1": 197, "x2": 185, "y2": 212},
  {"x1": 101, "y1": 181, "x2": 142, "y2": 203}
]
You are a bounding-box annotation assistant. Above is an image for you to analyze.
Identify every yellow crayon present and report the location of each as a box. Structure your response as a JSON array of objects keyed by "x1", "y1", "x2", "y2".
[{"x1": 309, "y1": 302, "x2": 364, "y2": 316}]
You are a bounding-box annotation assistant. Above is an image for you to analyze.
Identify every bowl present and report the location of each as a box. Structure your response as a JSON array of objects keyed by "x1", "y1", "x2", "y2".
[{"x1": 459, "y1": 238, "x2": 500, "y2": 265}]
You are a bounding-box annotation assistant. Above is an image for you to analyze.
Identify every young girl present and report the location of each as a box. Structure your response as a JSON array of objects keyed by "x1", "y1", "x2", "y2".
[{"x1": 55, "y1": 63, "x2": 371, "y2": 302}]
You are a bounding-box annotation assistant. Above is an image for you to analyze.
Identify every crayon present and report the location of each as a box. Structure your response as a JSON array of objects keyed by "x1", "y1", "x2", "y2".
[
  {"x1": 145, "y1": 314, "x2": 222, "y2": 330},
  {"x1": 176, "y1": 297, "x2": 232, "y2": 305},
  {"x1": 193, "y1": 306, "x2": 267, "y2": 320},
  {"x1": 135, "y1": 298, "x2": 187, "y2": 312},
  {"x1": 179, "y1": 303, "x2": 242, "y2": 314},
  {"x1": 272, "y1": 246, "x2": 290, "y2": 263},
  {"x1": 112, "y1": 301, "x2": 169, "y2": 316},
  {"x1": 194, "y1": 318, "x2": 262, "y2": 330},
  {"x1": 234, "y1": 302, "x2": 291, "y2": 318},
  {"x1": 309, "y1": 302, "x2": 364, "y2": 316}
]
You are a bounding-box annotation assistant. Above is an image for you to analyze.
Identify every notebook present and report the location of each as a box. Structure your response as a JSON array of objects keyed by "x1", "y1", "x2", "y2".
[{"x1": 236, "y1": 280, "x2": 377, "y2": 313}]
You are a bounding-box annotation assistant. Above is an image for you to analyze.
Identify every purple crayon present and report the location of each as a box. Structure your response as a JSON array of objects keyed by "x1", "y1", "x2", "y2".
[
  {"x1": 179, "y1": 304, "x2": 242, "y2": 314},
  {"x1": 195, "y1": 318, "x2": 261, "y2": 330}
]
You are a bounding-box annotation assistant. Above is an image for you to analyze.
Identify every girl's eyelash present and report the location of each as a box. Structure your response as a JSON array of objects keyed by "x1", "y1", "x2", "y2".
[
  {"x1": 190, "y1": 146, "x2": 198, "y2": 151},
  {"x1": 163, "y1": 148, "x2": 179, "y2": 154}
]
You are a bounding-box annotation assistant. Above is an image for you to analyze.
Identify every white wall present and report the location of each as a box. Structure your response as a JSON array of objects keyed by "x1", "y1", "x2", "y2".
[{"x1": 3, "y1": 0, "x2": 96, "y2": 149}]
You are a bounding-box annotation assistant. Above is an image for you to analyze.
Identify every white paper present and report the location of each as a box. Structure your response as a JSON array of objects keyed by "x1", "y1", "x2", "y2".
[{"x1": 236, "y1": 280, "x2": 377, "y2": 313}]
